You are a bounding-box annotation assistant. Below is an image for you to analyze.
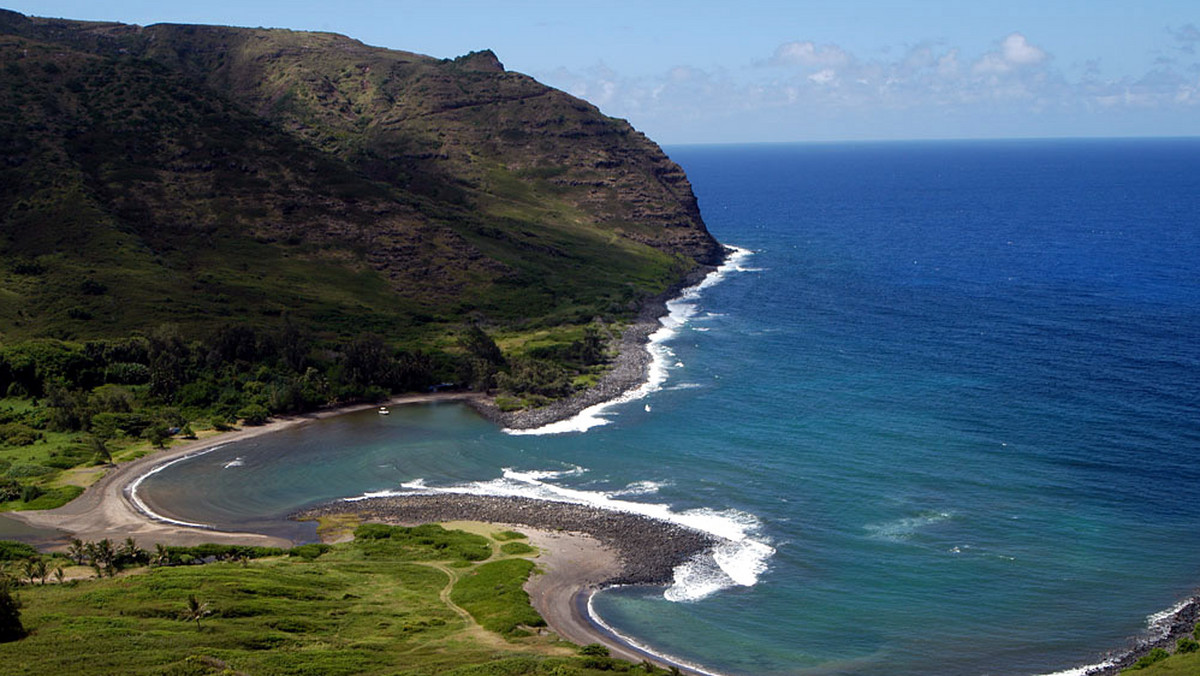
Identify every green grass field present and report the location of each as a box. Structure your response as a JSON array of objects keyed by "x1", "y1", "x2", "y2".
[{"x1": 0, "y1": 523, "x2": 669, "y2": 675}]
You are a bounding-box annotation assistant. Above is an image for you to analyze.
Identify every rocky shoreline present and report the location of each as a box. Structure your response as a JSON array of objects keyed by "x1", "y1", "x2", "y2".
[
  {"x1": 1081, "y1": 595, "x2": 1200, "y2": 675},
  {"x1": 471, "y1": 260, "x2": 722, "y2": 431},
  {"x1": 296, "y1": 494, "x2": 717, "y2": 586}
]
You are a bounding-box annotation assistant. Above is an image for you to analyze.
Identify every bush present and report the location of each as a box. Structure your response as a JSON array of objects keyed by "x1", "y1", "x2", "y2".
[
  {"x1": 353, "y1": 523, "x2": 395, "y2": 540},
  {"x1": 0, "y1": 585, "x2": 25, "y2": 643},
  {"x1": 20, "y1": 484, "x2": 44, "y2": 503},
  {"x1": 579, "y1": 644, "x2": 610, "y2": 657},
  {"x1": 1132, "y1": 648, "x2": 1170, "y2": 669},
  {"x1": 288, "y1": 543, "x2": 332, "y2": 560},
  {"x1": 0, "y1": 478, "x2": 21, "y2": 502},
  {"x1": 6, "y1": 463, "x2": 54, "y2": 478},
  {"x1": 500, "y1": 542, "x2": 534, "y2": 555},
  {"x1": 0, "y1": 423, "x2": 39, "y2": 446},
  {"x1": 1177, "y1": 637, "x2": 1200, "y2": 653},
  {"x1": 0, "y1": 540, "x2": 38, "y2": 561},
  {"x1": 236, "y1": 404, "x2": 269, "y2": 426}
]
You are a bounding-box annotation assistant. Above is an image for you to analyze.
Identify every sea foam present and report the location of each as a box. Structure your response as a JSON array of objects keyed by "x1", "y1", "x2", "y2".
[
  {"x1": 347, "y1": 463, "x2": 775, "y2": 602},
  {"x1": 505, "y1": 246, "x2": 756, "y2": 436},
  {"x1": 127, "y1": 445, "x2": 228, "y2": 529}
]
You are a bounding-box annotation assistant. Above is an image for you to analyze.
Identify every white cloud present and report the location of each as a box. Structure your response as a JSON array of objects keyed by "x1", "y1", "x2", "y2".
[
  {"x1": 769, "y1": 41, "x2": 850, "y2": 68},
  {"x1": 533, "y1": 30, "x2": 1198, "y2": 142},
  {"x1": 973, "y1": 33, "x2": 1047, "y2": 75},
  {"x1": 808, "y1": 69, "x2": 837, "y2": 85},
  {"x1": 1001, "y1": 33, "x2": 1046, "y2": 66}
]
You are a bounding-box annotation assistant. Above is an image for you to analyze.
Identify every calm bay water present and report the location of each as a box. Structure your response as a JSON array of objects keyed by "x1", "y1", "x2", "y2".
[{"x1": 137, "y1": 139, "x2": 1200, "y2": 675}]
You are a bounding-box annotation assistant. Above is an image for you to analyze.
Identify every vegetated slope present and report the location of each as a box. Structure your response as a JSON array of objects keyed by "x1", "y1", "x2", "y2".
[{"x1": 0, "y1": 9, "x2": 721, "y2": 344}]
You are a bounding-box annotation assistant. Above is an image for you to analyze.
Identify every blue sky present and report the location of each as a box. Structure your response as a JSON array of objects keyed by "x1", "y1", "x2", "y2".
[{"x1": 8, "y1": 1, "x2": 1200, "y2": 143}]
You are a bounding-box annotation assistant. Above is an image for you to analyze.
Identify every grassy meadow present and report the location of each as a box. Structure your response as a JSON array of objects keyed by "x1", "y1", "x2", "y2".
[{"x1": 0, "y1": 522, "x2": 668, "y2": 675}]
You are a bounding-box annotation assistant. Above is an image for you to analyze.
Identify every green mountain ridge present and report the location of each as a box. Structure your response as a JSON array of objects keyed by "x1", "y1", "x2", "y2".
[{"x1": 0, "y1": 9, "x2": 721, "y2": 343}]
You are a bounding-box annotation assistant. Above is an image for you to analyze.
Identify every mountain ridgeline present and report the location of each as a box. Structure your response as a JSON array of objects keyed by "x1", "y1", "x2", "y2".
[{"x1": 0, "y1": 10, "x2": 722, "y2": 344}]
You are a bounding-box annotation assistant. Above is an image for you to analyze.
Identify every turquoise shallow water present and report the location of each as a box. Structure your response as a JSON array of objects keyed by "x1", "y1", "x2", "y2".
[{"x1": 127, "y1": 139, "x2": 1200, "y2": 675}]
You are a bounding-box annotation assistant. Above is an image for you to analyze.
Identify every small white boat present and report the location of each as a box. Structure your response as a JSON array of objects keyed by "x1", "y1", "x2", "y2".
[{"x1": 379, "y1": 406, "x2": 390, "y2": 415}]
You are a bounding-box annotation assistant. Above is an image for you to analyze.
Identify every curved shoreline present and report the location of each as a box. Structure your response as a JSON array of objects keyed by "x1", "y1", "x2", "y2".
[
  {"x1": 2, "y1": 259, "x2": 740, "y2": 673},
  {"x1": 470, "y1": 261, "x2": 720, "y2": 431},
  {"x1": 2, "y1": 392, "x2": 485, "y2": 548},
  {"x1": 298, "y1": 494, "x2": 724, "y2": 675}
]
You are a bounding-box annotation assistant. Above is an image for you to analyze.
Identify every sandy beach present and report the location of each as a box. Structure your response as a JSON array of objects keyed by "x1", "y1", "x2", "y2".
[
  {"x1": 4, "y1": 389, "x2": 718, "y2": 674},
  {"x1": 3, "y1": 392, "x2": 483, "y2": 548},
  {"x1": 2, "y1": 257, "x2": 733, "y2": 672},
  {"x1": 300, "y1": 495, "x2": 718, "y2": 674}
]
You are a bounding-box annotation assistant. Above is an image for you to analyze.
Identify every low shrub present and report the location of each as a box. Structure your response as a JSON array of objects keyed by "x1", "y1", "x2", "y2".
[
  {"x1": 1131, "y1": 648, "x2": 1170, "y2": 669},
  {"x1": 500, "y1": 542, "x2": 534, "y2": 556}
]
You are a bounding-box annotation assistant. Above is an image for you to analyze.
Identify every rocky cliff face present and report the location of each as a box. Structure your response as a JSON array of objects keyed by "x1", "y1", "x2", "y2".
[{"x1": 0, "y1": 10, "x2": 722, "y2": 341}]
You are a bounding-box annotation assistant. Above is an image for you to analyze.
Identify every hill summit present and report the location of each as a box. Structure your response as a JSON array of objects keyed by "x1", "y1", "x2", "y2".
[{"x1": 0, "y1": 10, "x2": 722, "y2": 342}]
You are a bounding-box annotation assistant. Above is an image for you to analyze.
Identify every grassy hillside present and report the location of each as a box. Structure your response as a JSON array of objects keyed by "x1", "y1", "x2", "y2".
[
  {"x1": 0, "y1": 9, "x2": 724, "y2": 510},
  {"x1": 0, "y1": 10, "x2": 720, "y2": 346},
  {"x1": 0, "y1": 524, "x2": 667, "y2": 675}
]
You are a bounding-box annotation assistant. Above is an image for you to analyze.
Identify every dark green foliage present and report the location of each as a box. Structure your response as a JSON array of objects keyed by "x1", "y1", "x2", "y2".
[
  {"x1": 287, "y1": 543, "x2": 333, "y2": 560},
  {"x1": 1132, "y1": 648, "x2": 1171, "y2": 669},
  {"x1": 0, "y1": 540, "x2": 38, "y2": 561},
  {"x1": 500, "y1": 542, "x2": 534, "y2": 556},
  {"x1": 160, "y1": 544, "x2": 286, "y2": 566},
  {"x1": 19, "y1": 484, "x2": 43, "y2": 503},
  {"x1": 0, "y1": 423, "x2": 39, "y2": 445},
  {"x1": 0, "y1": 584, "x2": 25, "y2": 643},
  {"x1": 235, "y1": 404, "x2": 269, "y2": 426},
  {"x1": 579, "y1": 644, "x2": 610, "y2": 657},
  {"x1": 1177, "y1": 637, "x2": 1199, "y2": 653},
  {"x1": 492, "y1": 530, "x2": 526, "y2": 541},
  {"x1": 497, "y1": 358, "x2": 575, "y2": 399},
  {"x1": 0, "y1": 479, "x2": 20, "y2": 503},
  {"x1": 352, "y1": 523, "x2": 492, "y2": 562},
  {"x1": 460, "y1": 325, "x2": 505, "y2": 367}
]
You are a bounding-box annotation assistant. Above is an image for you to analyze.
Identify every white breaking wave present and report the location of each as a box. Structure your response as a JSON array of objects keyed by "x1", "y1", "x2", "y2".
[
  {"x1": 347, "y1": 464, "x2": 775, "y2": 602},
  {"x1": 1037, "y1": 660, "x2": 1118, "y2": 676},
  {"x1": 126, "y1": 445, "x2": 228, "y2": 529},
  {"x1": 1036, "y1": 598, "x2": 1196, "y2": 676},
  {"x1": 506, "y1": 245, "x2": 755, "y2": 436},
  {"x1": 607, "y1": 480, "x2": 670, "y2": 497},
  {"x1": 223, "y1": 457, "x2": 244, "y2": 469}
]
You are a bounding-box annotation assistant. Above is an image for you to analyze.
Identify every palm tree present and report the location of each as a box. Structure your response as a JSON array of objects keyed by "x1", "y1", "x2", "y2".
[
  {"x1": 183, "y1": 594, "x2": 211, "y2": 631},
  {"x1": 151, "y1": 543, "x2": 171, "y2": 568},
  {"x1": 119, "y1": 537, "x2": 146, "y2": 566},
  {"x1": 67, "y1": 538, "x2": 87, "y2": 565},
  {"x1": 21, "y1": 559, "x2": 46, "y2": 586},
  {"x1": 89, "y1": 539, "x2": 117, "y2": 577}
]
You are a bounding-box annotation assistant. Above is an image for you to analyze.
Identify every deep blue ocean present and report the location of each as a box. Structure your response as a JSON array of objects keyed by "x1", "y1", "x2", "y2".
[{"x1": 110, "y1": 139, "x2": 1200, "y2": 674}]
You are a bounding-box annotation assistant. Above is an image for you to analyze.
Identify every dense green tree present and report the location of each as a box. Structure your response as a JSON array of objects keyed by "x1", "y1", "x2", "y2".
[
  {"x1": 148, "y1": 326, "x2": 191, "y2": 402},
  {"x1": 341, "y1": 333, "x2": 394, "y2": 390},
  {"x1": 0, "y1": 583, "x2": 25, "y2": 643}
]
